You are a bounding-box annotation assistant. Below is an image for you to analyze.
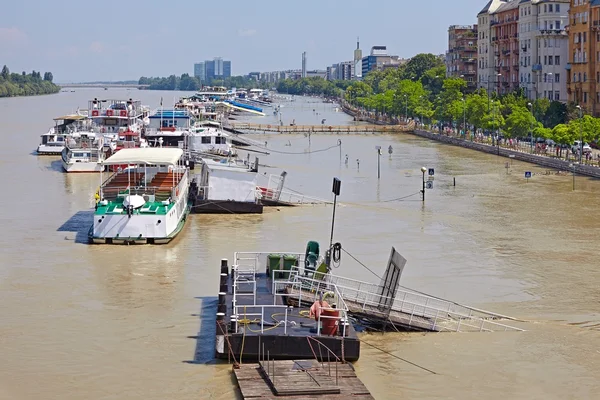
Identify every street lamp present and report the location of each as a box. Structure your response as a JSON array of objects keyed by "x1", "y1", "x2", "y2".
[
  {"x1": 576, "y1": 105, "x2": 583, "y2": 163},
  {"x1": 462, "y1": 97, "x2": 466, "y2": 138},
  {"x1": 421, "y1": 166, "x2": 427, "y2": 202},
  {"x1": 527, "y1": 102, "x2": 533, "y2": 153},
  {"x1": 437, "y1": 96, "x2": 442, "y2": 134},
  {"x1": 547, "y1": 72, "x2": 554, "y2": 101}
]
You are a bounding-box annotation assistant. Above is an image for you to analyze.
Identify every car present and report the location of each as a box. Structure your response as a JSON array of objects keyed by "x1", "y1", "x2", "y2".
[{"x1": 572, "y1": 140, "x2": 592, "y2": 154}]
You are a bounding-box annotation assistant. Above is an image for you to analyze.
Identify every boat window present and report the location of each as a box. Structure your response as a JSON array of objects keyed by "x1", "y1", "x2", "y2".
[
  {"x1": 201, "y1": 136, "x2": 212, "y2": 144},
  {"x1": 41, "y1": 136, "x2": 49, "y2": 144},
  {"x1": 215, "y1": 137, "x2": 226, "y2": 144}
]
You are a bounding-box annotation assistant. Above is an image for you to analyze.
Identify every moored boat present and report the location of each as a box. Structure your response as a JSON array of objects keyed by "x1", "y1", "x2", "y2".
[
  {"x1": 61, "y1": 134, "x2": 107, "y2": 173},
  {"x1": 37, "y1": 114, "x2": 89, "y2": 155},
  {"x1": 89, "y1": 147, "x2": 191, "y2": 245}
]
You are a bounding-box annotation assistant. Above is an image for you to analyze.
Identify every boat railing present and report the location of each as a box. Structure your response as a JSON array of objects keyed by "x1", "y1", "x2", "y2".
[
  {"x1": 233, "y1": 304, "x2": 290, "y2": 335},
  {"x1": 100, "y1": 185, "x2": 177, "y2": 202}
]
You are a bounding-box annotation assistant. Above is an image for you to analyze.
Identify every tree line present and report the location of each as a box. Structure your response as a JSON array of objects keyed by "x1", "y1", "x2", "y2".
[
  {"x1": 0, "y1": 65, "x2": 60, "y2": 98},
  {"x1": 138, "y1": 74, "x2": 269, "y2": 91},
  {"x1": 341, "y1": 53, "x2": 590, "y2": 148}
]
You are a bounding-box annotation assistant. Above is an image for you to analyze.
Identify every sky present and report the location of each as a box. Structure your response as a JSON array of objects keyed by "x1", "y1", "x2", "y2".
[{"x1": 0, "y1": 0, "x2": 485, "y2": 82}]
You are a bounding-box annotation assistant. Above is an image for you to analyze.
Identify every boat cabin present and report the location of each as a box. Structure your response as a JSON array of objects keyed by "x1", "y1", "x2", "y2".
[{"x1": 197, "y1": 158, "x2": 258, "y2": 203}]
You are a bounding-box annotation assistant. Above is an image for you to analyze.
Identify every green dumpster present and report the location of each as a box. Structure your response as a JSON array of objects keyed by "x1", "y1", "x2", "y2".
[
  {"x1": 268, "y1": 254, "x2": 282, "y2": 278},
  {"x1": 268, "y1": 254, "x2": 298, "y2": 279}
]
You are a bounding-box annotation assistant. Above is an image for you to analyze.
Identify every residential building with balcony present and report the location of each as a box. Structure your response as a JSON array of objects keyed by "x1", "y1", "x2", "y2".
[
  {"x1": 478, "y1": 0, "x2": 508, "y2": 93},
  {"x1": 566, "y1": 0, "x2": 600, "y2": 115},
  {"x1": 491, "y1": 0, "x2": 521, "y2": 95},
  {"x1": 446, "y1": 24, "x2": 479, "y2": 92},
  {"x1": 519, "y1": 0, "x2": 569, "y2": 102}
]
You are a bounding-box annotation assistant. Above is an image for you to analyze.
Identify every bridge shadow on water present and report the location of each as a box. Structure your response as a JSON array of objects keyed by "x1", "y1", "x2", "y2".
[
  {"x1": 184, "y1": 296, "x2": 219, "y2": 364},
  {"x1": 57, "y1": 210, "x2": 93, "y2": 244}
]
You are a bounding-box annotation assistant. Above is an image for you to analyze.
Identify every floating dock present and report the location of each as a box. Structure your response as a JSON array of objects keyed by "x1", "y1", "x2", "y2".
[
  {"x1": 225, "y1": 122, "x2": 414, "y2": 134},
  {"x1": 234, "y1": 360, "x2": 373, "y2": 399}
]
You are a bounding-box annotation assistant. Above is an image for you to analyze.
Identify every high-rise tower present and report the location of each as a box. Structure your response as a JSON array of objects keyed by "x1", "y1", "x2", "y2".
[
  {"x1": 301, "y1": 52, "x2": 307, "y2": 78},
  {"x1": 353, "y1": 37, "x2": 362, "y2": 79}
]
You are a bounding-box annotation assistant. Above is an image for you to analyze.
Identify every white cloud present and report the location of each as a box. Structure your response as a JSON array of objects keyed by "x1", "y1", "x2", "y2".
[
  {"x1": 237, "y1": 29, "x2": 257, "y2": 37},
  {"x1": 0, "y1": 27, "x2": 28, "y2": 47}
]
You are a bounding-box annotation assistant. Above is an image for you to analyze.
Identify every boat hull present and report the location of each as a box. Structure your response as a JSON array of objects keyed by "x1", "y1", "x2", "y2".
[
  {"x1": 89, "y1": 201, "x2": 191, "y2": 245},
  {"x1": 61, "y1": 159, "x2": 104, "y2": 173},
  {"x1": 37, "y1": 145, "x2": 65, "y2": 155},
  {"x1": 191, "y1": 199, "x2": 263, "y2": 214}
]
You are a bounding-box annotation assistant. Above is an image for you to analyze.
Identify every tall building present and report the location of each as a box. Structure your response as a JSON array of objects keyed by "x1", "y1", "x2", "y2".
[
  {"x1": 491, "y1": 0, "x2": 520, "y2": 95},
  {"x1": 199, "y1": 57, "x2": 232, "y2": 82},
  {"x1": 567, "y1": 0, "x2": 597, "y2": 113},
  {"x1": 478, "y1": 0, "x2": 508, "y2": 92},
  {"x1": 361, "y1": 46, "x2": 400, "y2": 76},
  {"x1": 327, "y1": 61, "x2": 354, "y2": 81},
  {"x1": 518, "y1": 0, "x2": 569, "y2": 102},
  {"x1": 353, "y1": 37, "x2": 363, "y2": 79},
  {"x1": 446, "y1": 25, "x2": 478, "y2": 92},
  {"x1": 302, "y1": 52, "x2": 307, "y2": 78},
  {"x1": 194, "y1": 62, "x2": 206, "y2": 82}
]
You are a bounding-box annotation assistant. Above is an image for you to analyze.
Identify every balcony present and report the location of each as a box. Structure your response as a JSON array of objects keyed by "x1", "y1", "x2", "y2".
[
  {"x1": 502, "y1": 49, "x2": 511, "y2": 56},
  {"x1": 537, "y1": 29, "x2": 567, "y2": 36},
  {"x1": 502, "y1": 81, "x2": 510, "y2": 87},
  {"x1": 502, "y1": 65, "x2": 510, "y2": 71},
  {"x1": 521, "y1": 46, "x2": 527, "y2": 52},
  {"x1": 513, "y1": 49, "x2": 519, "y2": 55}
]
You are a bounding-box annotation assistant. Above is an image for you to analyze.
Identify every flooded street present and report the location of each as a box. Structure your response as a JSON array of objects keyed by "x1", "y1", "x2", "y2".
[{"x1": 0, "y1": 91, "x2": 599, "y2": 399}]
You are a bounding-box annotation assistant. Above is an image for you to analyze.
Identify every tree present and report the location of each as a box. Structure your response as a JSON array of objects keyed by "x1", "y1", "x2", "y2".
[
  {"x1": 43, "y1": 72, "x2": 53, "y2": 82},
  {"x1": 503, "y1": 106, "x2": 536, "y2": 138},
  {"x1": 436, "y1": 78, "x2": 466, "y2": 122},
  {"x1": 465, "y1": 90, "x2": 489, "y2": 131},
  {"x1": 401, "y1": 53, "x2": 444, "y2": 81},
  {"x1": 1, "y1": 65, "x2": 9, "y2": 80}
]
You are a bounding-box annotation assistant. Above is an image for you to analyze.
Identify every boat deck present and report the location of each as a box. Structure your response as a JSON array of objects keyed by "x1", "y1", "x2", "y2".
[
  {"x1": 233, "y1": 360, "x2": 373, "y2": 399},
  {"x1": 217, "y1": 259, "x2": 360, "y2": 362},
  {"x1": 95, "y1": 197, "x2": 174, "y2": 215}
]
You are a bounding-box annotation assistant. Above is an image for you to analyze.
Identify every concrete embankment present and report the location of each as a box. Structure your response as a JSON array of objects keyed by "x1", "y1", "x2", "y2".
[{"x1": 412, "y1": 129, "x2": 600, "y2": 179}]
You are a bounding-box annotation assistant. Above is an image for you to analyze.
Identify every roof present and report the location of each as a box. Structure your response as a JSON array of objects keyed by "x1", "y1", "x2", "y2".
[
  {"x1": 54, "y1": 114, "x2": 87, "y2": 121},
  {"x1": 494, "y1": 0, "x2": 519, "y2": 13},
  {"x1": 103, "y1": 148, "x2": 184, "y2": 166},
  {"x1": 202, "y1": 158, "x2": 253, "y2": 173}
]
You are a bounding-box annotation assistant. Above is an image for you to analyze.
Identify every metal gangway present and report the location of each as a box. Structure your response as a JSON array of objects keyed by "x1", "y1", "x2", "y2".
[{"x1": 233, "y1": 251, "x2": 524, "y2": 333}]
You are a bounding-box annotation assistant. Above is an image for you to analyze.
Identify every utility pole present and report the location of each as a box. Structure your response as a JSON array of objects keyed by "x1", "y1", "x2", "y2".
[
  {"x1": 421, "y1": 167, "x2": 426, "y2": 202},
  {"x1": 329, "y1": 177, "x2": 341, "y2": 252}
]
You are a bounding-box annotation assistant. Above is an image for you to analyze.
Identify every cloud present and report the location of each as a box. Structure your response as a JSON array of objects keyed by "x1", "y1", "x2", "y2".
[
  {"x1": 237, "y1": 28, "x2": 257, "y2": 37},
  {"x1": 89, "y1": 41, "x2": 105, "y2": 54},
  {"x1": 0, "y1": 27, "x2": 28, "y2": 47}
]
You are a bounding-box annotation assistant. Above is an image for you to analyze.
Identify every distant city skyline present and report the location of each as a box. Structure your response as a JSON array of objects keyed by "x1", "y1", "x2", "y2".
[{"x1": 0, "y1": 0, "x2": 484, "y2": 82}]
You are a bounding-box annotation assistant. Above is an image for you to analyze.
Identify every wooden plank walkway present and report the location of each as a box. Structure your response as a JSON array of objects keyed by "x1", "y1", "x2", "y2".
[
  {"x1": 228, "y1": 123, "x2": 413, "y2": 134},
  {"x1": 234, "y1": 360, "x2": 374, "y2": 399}
]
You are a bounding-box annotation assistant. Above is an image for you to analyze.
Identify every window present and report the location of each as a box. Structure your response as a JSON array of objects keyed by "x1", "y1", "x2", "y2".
[
  {"x1": 556, "y1": 4, "x2": 560, "y2": 13},
  {"x1": 555, "y1": 55, "x2": 560, "y2": 65},
  {"x1": 555, "y1": 73, "x2": 560, "y2": 83},
  {"x1": 215, "y1": 137, "x2": 226, "y2": 144},
  {"x1": 584, "y1": 92, "x2": 588, "y2": 104},
  {"x1": 201, "y1": 136, "x2": 212, "y2": 144},
  {"x1": 549, "y1": 4, "x2": 553, "y2": 12}
]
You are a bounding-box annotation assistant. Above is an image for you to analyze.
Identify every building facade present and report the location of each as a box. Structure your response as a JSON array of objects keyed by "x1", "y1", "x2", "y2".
[
  {"x1": 353, "y1": 38, "x2": 363, "y2": 79},
  {"x1": 327, "y1": 61, "x2": 354, "y2": 81},
  {"x1": 361, "y1": 46, "x2": 400, "y2": 76},
  {"x1": 519, "y1": 0, "x2": 569, "y2": 102},
  {"x1": 567, "y1": 0, "x2": 599, "y2": 114},
  {"x1": 194, "y1": 62, "x2": 206, "y2": 81},
  {"x1": 446, "y1": 25, "x2": 478, "y2": 92},
  {"x1": 491, "y1": 0, "x2": 521, "y2": 95},
  {"x1": 194, "y1": 58, "x2": 232, "y2": 83},
  {"x1": 302, "y1": 52, "x2": 307, "y2": 78},
  {"x1": 478, "y1": 0, "x2": 507, "y2": 92}
]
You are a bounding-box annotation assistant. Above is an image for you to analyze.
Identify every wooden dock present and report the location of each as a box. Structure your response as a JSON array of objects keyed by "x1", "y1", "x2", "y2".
[
  {"x1": 226, "y1": 123, "x2": 414, "y2": 134},
  {"x1": 233, "y1": 360, "x2": 374, "y2": 399}
]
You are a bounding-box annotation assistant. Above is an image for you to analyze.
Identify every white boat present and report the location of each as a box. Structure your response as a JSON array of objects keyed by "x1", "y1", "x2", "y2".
[
  {"x1": 37, "y1": 114, "x2": 89, "y2": 155},
  {"x1": 143, "y1": 109, "x2": 193, "y2": 147},
  {"x1": 190, "y1": 157, "x2": 262, "y2": 214},
  {"x1": 61, "y1": 134, "x2": 107, "y2": 173},
  {"x1": 89, "y1": 147, "x2": 191, "y2": 245},
  {"x1": 188, "y1": 122, "x2": 237, "y2": 157}
]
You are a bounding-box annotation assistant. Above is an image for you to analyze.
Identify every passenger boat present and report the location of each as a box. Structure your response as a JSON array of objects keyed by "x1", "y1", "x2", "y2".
[
  {"x1": 61, "y1": 134, "x2": 108, "y2": 173},
  {"x1": 61, "y1": 99, "x2": 148, "y2": 172},
  {"x1": 190, "y1": 158, "x2": 262, "y2": 214},
  {"x1": 188, "y1": 122, "x2": 237, "y2": 157},
  {"x1": 89, "y1": 147, "x2": 191, "y2": 245},
  {"x1": 143, "y1": 109, "x2": 193, "y2": 147},
  {"x1": 37, "y1": 114, "x2": 89, "y2": 155}
]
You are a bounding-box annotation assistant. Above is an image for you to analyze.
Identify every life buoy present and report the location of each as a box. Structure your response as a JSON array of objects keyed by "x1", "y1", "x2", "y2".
[
  {"x1": 267, "y1": 125, "x2": 271, "y2": 129},
  {"x1": 106, "y1": 109, "x2": 114, "y2": 116},
  {"x1": 82, "y1": 142, "x2": 88, "y2": 148},
  {"x1": 120, "y1": 110, "x2": 127, "y2": 117},
  {"x1": 328, "y1": 126, "x2": 332, "y2": 131},
  {"x1": 91, "y1": 110, "x2": 99, "y2": 117}
]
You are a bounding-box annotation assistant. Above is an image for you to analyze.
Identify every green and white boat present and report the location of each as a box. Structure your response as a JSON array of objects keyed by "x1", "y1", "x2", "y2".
[{"x1": 89, "y1": 147, "x2": 191, "y2": 245}]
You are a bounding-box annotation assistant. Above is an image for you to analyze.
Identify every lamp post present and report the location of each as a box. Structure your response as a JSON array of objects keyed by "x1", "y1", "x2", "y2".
[
  {"x1": 437, "y1": 96, "x2": 442, "y2": 134},
  {"x1": 547, "y1": 72, "x2": 554, "y2": 101},
  {"x1": 462, "y1": 97, "x2": 466, "y2": 138},
  {"x1": 376, "y1": 146, "x2": 381, "y2": 179},
  {"x1": 421, "y1": 167, "x2": 427, "y2": 202},
  {"x1": 528, "y1": 102, "x2": 533, "y2": 153},
  {"x1": 576, "y1": 105, "x2": 583, "y2": 163}
]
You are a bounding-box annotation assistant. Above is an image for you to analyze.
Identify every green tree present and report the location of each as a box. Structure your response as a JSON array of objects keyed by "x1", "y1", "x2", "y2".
[
  {"x1": 401, "y1": 53, "x2": 444, "y2": 81},
  {"x1": 503, "y1": 106, "x2": 537, "y2": 138},
  {"x1": 1, "y1": 65, "x2": 9, "y2": 80},
  {"x1": 465, "y1": 90, "x2": 489, "y2": 131}
]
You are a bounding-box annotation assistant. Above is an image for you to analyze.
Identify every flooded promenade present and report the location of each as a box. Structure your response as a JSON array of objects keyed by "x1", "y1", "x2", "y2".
[{"x1": 0, "y1": 92, "x2": 599, "y2": 400}]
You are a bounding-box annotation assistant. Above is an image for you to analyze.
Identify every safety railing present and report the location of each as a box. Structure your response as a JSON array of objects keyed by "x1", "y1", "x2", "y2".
[{"x1": 233, "y1": 304, "x2": 290, "y2": 334}]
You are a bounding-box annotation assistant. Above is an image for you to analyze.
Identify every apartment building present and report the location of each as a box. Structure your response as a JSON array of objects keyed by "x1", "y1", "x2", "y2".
[
  {"x1": 478, "y1": 0, "x2": 508, "y2": 92},
  {"x1": 519, "y1": 0, "x2": 569, "y2": 101},
  {"x1": 566, "y1": 0, "x2": 600, "y2": 114},
  {"x1": 490, "y1": 1, "x2": 521, "y2": 94},
  {"x1": 446, "y1": 25, "x2": 478, "y2": 92}
]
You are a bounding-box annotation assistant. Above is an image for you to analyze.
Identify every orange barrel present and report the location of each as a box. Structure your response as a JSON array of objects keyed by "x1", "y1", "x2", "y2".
[{"x1": 320, "y1": 309, "x2": 339, "y2": 336}]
